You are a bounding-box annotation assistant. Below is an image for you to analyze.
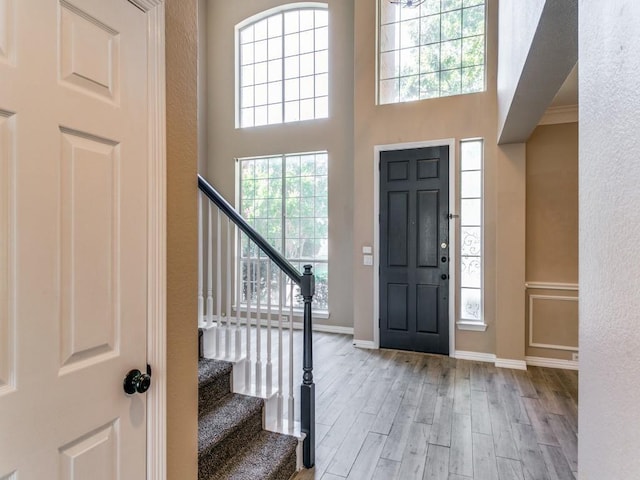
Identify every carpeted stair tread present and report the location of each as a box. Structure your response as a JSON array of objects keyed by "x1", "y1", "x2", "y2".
[
  {"x1": 198, "y1": 358, "x2": 233, "y2": 410},
  {"x1": 198, "y1": 393, "x2": 264, "y2": 478},
  {"x1": 205, "y1": 430, "x2": 298, "y2": 480}
]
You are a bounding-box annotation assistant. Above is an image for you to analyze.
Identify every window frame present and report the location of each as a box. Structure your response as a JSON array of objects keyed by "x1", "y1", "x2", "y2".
[
  {"x1": 457, "y1": 138, "x2": 486, "y2": 331},
  {"x1": 235, "y1": 3, "x2": 330, "y2": 129},
  {"x1": 376, "y1": 0, "x2": 487, "y2": 105},
  {"x1": 236, "y1": 151, "x2": 329, "y2": 314}
]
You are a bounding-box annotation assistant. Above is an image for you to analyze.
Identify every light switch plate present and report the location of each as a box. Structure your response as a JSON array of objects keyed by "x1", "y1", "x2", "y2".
[
  {"x1": 362, "y1": 245, "x2": 372, "y2": 254},
  {"x1": 363, "y1": 254, "x2": 373, "y2": 266}
]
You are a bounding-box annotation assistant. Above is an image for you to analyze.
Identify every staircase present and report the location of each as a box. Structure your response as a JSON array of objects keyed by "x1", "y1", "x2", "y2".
[{"x1": 198, "y1": 357, "x2": 299, "y2": 480}]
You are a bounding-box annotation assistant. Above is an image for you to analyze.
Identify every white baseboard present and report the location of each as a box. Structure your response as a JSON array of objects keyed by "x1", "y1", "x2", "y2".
[
  {"x1": 309, "y1": 324, "x2": 353, "y2": 335},
  {"x1": 353, "y1": 340, "x2": 377, "y2": 349},
  {"x1": 454, "y1": 350, "x2": 496, "y2": 363},
  {"x1": 495, "y1": 358, "x2": 528, "y2": 370},
  {"x1": 526, "y1": 356, "x2": 579, "y2": 370}
]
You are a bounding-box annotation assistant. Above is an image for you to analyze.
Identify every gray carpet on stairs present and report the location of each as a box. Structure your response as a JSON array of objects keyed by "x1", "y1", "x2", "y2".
[{"x1": 198, "y1": 358, "x2": 298, "y2": 480}]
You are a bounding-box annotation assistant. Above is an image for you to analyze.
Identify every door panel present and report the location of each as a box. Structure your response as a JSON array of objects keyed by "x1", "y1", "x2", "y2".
[
  {"x1": 0, "y1": 111, "x2": 14, "y2": 394},
  {"x1": 388, "y1": 192, "x2": 409, "y2": 266},
  {"x1": 379, "y1": 146, "x2": 449, "y2": 354},
  {"x1": 0, "y1": 1, "x2": 149, "y2": 478}
]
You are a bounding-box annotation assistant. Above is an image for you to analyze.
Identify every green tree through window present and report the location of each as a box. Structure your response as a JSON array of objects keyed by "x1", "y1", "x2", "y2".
[
  {"x1": 239, "y1": 152, "x2": 329, "y2": 311},
  {"x1": 379, "y1": 0, "x2": 486, "y2": 104}
]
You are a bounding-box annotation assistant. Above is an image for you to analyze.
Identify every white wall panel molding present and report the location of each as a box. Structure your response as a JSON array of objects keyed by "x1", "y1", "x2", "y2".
[
  {"x1": 0, "y1": 110, "x2": 15, "y2": 396},
  {"x1": 525, "y1": 281, "x2": 579, "y2": 291},
  {"x1": 528, "y1": 294, "x2": 578, "y2": 351},
  {"x1": 538, "y1": 105, "x2": 578, "y2": 125}
]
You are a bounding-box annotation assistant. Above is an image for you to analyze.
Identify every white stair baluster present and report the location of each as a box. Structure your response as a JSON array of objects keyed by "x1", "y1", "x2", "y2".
[
  {"x1": 277, "y1": 270, "x2": 284, "y2": 428},
  {"x1": 288, "y1": 281, "x2": 295, "y2": 433},
  {"x1": 207, "y1": 203, "x2": 214, "y2": 335},
  {"x1": 255, "y1": 255, "x2": 262, "y2": 394},
  {"x1": 215, "y1": 209, "x2": 222, "y2": 354},
  {"x1": 198, "y1": 192, "x2": 204, "y2": 327},
  {"x1": 225, "y1": 218, "x2": 232, "y2": 359},
  {"x1": 266, "y1": 260, "x2": 273, "y2": 395},
  {"x1": 235, "y1": 228, "x2": 242, "y2": 360},
  {"x1": 245, "y1": 243, "x2": 252, "y2": 390}
]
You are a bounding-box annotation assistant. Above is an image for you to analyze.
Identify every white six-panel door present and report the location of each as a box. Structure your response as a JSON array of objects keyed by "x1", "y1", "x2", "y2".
[{"x1": 0, "y1": 0, "x2": 150, "y2": 478}]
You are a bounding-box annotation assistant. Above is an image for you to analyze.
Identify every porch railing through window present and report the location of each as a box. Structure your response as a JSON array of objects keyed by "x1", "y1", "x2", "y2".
[{"x1": 197, "y1": 174, "x2": 316, "y2": 469}]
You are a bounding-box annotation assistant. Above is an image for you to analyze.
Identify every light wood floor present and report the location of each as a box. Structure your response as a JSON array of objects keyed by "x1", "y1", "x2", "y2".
[{"x1": 292, "y1": 332, "x2": 578, "y2": 480}]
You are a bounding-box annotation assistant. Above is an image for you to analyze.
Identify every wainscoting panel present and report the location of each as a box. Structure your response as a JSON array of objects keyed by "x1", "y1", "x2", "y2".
[{"x1": 525, "y1": 283, "x2": 578, "y2": 359}]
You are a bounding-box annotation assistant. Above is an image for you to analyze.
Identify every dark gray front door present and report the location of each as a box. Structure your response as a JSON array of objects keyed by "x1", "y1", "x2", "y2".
[{"x1": 379, "y1": 146, "x2": 449, "y2": 354}]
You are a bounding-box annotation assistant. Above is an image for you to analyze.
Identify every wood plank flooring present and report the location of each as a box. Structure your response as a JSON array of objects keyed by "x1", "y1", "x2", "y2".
[{"x1": 292, "y1": 333, "x2": 578, "y2": 480}]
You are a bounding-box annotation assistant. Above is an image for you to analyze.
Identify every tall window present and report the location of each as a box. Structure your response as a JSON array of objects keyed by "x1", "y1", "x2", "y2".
[
  {"x1": 239, "y1": 152, "x2": 329, "y2": 311},
  {"x1": 378, "y1": 0, "x2": 485, "y2": 104},
  {"x1": 459, "y1": 139, "x2": 484, "y2": 328},
  {"x1": 237, "y1": 6, "x2": 329, "y2": 128}
]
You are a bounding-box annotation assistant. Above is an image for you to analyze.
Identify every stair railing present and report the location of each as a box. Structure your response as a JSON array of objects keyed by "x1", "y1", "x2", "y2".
[{"x1": 197, "y1": 174, "x2": 316, "y2": 469}]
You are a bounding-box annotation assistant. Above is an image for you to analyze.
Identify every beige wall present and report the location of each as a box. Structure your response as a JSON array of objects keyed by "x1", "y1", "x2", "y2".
[
  {"x1": 494, "y1": 143, "x2": 526, "y2": 361},
  {"x1": 525, "y1": 122, "x2": 579, "y2": 360},
  {"x1": 166, "y1": 0, "x2": 199, "y2": 478},
  {"x1": 353, "y1": 0, "x2": 498, "y2": 354},
  {"x1": 199, "y1": 0, "x2": 569, "y2": 361},
  {"x1": 204, "y1": 0, "x2": 354, "y2": 329}
]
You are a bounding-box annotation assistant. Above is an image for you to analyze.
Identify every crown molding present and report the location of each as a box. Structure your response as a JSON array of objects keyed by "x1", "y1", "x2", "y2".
[{"x1": 539, "y1": 104, "x2": 578, "y2": 125}]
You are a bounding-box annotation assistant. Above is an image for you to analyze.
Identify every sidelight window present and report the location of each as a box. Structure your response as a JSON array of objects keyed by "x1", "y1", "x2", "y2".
[{"x1": 458, "y1": 139, "x2": 485, "y2": 329}]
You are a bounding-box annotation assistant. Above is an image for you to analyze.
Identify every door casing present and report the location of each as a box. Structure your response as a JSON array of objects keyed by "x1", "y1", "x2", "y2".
[
  {"x1": 373, "y1": 139, "x2": 456, "y2": 355},
  {"x1": 138, "y1": 3, "x2": 167, "y2": 480}
]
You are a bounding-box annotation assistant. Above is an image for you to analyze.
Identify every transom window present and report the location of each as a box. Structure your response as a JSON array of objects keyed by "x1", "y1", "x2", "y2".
[
  {"x1": 378, "y1": 0, "x2": 486, "y2": 104},
  {"x1": 239, "y1": 152, "x2": 328, "y2": 311},
  {"x1": 459, "y1": 139, "x2": 484, "y2": 328},
  {"x1": 237, "y1": 6, "x2": 329, "y2": 128}
]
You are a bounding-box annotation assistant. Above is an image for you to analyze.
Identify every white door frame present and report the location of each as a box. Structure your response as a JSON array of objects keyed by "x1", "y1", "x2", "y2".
[
  {"x1": 373, "y1": 139, "x2": 457, "y2": 356},
  {"x1": 128, "y1": 2, "x2": 167, "y2": 479}
]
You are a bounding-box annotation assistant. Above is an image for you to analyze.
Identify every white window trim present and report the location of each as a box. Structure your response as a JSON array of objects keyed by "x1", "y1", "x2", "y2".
[
  {"x1": 458, "y1": 138, "x2": 485, "y2": 331},
  {"x1": 234, "y1": 2, "x2": 330, "y2": 128},
  {"x1": 375, "y1": 0, "x2": 487, "y2": 105},
  {"x1": 235, "y1": 151, "x2": 329, "y2": 312}
]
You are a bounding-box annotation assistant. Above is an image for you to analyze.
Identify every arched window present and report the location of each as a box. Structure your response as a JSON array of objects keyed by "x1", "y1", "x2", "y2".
[{"x1": 237, "y1": 5, "x2": 329, "y2": 128}]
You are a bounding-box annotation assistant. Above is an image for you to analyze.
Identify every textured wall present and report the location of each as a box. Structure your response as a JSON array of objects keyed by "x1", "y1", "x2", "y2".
[
  {"x1": 526, "y1": 123, "x2": 578, "y2": 283},
  {"x1": 525, "y1": 123, "x2": 578, "y2": 361},
  {"x1": 579, "y1": 1, "x2": 640, "y2": 477},
  {"x1": 166, "y1": 0, "x2": 199, "y2": 478},
  {"x1": 204, "y1": 0, "x2": 355, "y2": 329},
  {"x1": 353, "y1": 0, "x2": 499, "y2": 354}
]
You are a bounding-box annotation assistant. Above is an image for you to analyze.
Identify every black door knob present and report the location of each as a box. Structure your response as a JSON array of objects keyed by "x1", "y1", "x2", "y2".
[
  {"x1": 124, "y1": 368, "x2": 152, "y2": 395},
  {"x1": 441, "y1": 274, "x2": 448, "y2": 280}
]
